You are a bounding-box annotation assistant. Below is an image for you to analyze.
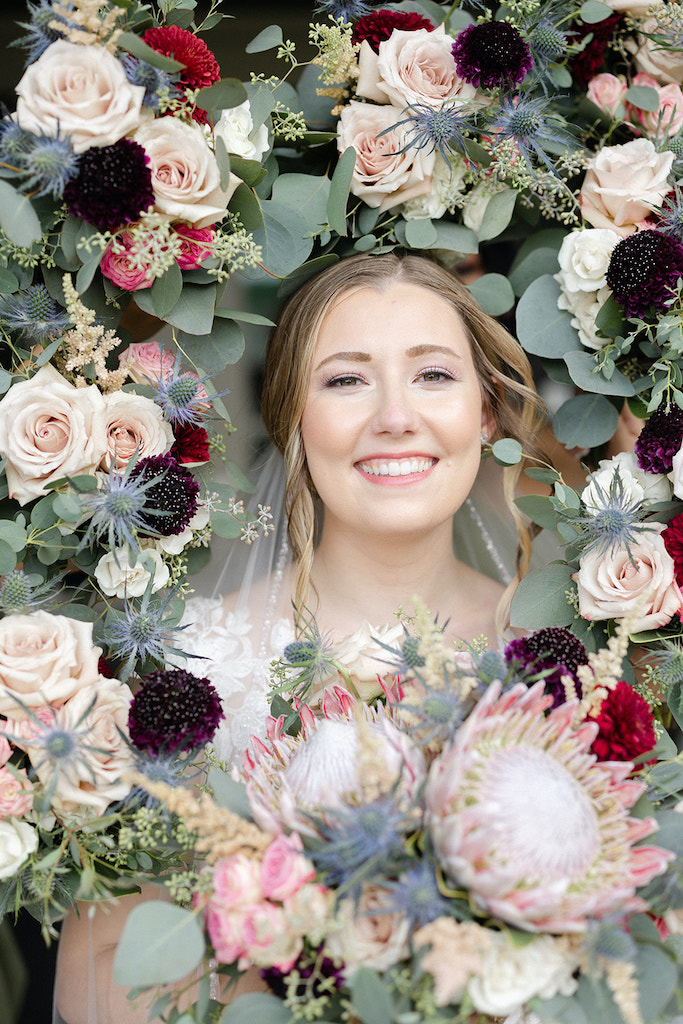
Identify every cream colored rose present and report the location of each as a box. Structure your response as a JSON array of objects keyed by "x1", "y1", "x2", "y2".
[
  {"x1": 0, "y1": 612, "x2": 101, "y2": 717},
  {"x1": 102, "y1": 391, "x2": 174, "y2": 472},
  {"x1": 214, "y1": 100, "x2": 270, "y2": 161},
  {"x1": 0, "y1": 364, "x2": 108, "y2": 506},
  {"x1": 584, "y1": 451, "x2": 671, "y2": 511},
  {"x1": 94, "y1": 544, "x2": 170, "y2": 598},
  {"x1": 357, "y1": 26, "x2": 476, "y2": 109},
  {"x1": 556, "y1": 227, "x2": 620, "y2": 294},
  {"x1": 337, "y1": 101, "x2": 436, "y2": 212},
  {"x1": 463, "y1": 180, "x2": 509, "y2": 235},
  {"x1": 325, "y1": 884, "x2": 409, "y2": 976},
  {"x1": 632, "y1": 15, "x2": 683, "y2": 85},
  {"x1": 332, "y1": 621, "x2": 404, "y2": 701},
  {"x1": 669, "y1": 447, "x2": 683, "y2": 500},
  {"x1": 134, "y1": 116, "x2": 240, "y2": 228},
  {"x1": 604, "y1": 0, "x2": 657, "y2": 9},
  {"x1": 573, "y1": 526, "x2": 682, "y2": 632},
  {"x1": 15, "y1": 40, "x2": 145, "y2": 153},
  {"x1": 0, "y1": 818, "x2": 38, "y2": 878},
  {"x1": 30, "y1": 676, "x2": 134, "y2": 823},
  {"x1": 579, "y1": 138, "x2": 674, "y2": 236},
  {"x1": 402, "y1": 153, "x2": 467, "y2": 220},
  {"x1": 467, "y1": 934, "x2": 579, "y2": 1018}
]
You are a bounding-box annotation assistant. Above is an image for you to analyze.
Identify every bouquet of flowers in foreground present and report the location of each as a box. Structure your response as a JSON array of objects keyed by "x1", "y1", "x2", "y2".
[{"x1": 114, "y1": 609, "x2": 683, "y2": 1024}]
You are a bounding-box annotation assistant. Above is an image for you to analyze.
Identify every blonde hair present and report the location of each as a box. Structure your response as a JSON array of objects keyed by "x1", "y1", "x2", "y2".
[{"x1": 261, "y1": 252, "x2": 545, "y2": 613}]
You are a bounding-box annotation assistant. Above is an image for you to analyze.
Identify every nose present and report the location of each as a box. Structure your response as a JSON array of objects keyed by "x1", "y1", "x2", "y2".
[{"x1": 371, "y1": 383, "x2": 420, "y2": 436}]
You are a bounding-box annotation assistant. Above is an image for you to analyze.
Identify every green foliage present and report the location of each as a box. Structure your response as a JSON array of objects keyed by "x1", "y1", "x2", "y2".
[{"x1": 113, "y1": 902, "x2": 206, "y2": 987}]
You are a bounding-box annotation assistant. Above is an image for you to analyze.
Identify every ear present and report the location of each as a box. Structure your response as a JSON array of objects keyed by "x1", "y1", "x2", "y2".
[{"x1": 480, "y1": 397, "x2": 495, "y2": 442}]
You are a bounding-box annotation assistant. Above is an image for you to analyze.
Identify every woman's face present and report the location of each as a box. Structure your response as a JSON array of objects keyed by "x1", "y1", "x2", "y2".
[{"x1": 300, "y1": 282, "x2": 491, "y2": 541}]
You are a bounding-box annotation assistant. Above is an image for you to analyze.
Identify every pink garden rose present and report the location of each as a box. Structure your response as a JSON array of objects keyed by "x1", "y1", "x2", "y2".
[
  {"x1": 627, "y1": 73, "x2": 683, "y2": 136},
  {"x1": 118, "y1": 342, "x2": 176, "y2": 385},
  {"x1": 579, "y1": 138, "x2": 674, "y2": 235},
  {"x1": 101, "y1": 391, "x2": 174, "y2": 472},
  {"x1": 260, "y1": 834, "x2": 315, "y2": 902},
  {"x1": 325, "y1": 883, "x2": 410, "y2": 977},
  {"x1": 631, "y1": 16, "x2": 683, "y2": 85},
  {"x1": 212, "y1": 853, "x2": 263, "y2": 907},
  {"x1": 0, "y1": 766, "x2": 33, "y2": 818},
  {"x1": 337, "y1": 100, "x2": 436, "y2": 211},
  {"x1": 0, "y1": 737, "x2": 11, "y2": 766},
  {"x1": 173, "y1": 224, "x2": 215, "y2": 270},
  {"x1": 587, "y1": 73, "x2": 627, "y2": 117},
  {"x1": 100, "y1": 231, "x2": 155, "y2": 291},
  {"x1": 15, "y1": 40, "x2": 145, "y2": 153}
]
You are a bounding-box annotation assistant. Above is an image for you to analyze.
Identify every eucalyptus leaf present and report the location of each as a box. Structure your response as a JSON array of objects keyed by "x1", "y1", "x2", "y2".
[
  {"x1": 625, "y1": 84, "x2": 660, "y2": 112},
  {"x1": 228, "y1": 156, "x2": 267, "y2": 188},
  {"x1": 245, "y1": 25, "x2": 284, "y2": 53},
  {"x1": 207, "y1": 769, "x2": 252, "y2": 818},
  {"x1": 491, "y1": 438, "x2": 523, "y2": 465},
  {"x1": 277, "y1": 255, "x2": 340, "y2": 299},
  {"x1": 350, "y1": 967, "x2": 393, "y2": 1024},
  {"x1": 514, "y1": 495, "x2": 561, "y2": 530},
  {"x1": 151, "y1": 262, "x2": 184, "y2": 320},
  {"x1": 328, "y1": 147, "x2": 356, "y2": 236},
  {"x1": 196, "y1": 79, "x2": 248, "y2": 116},
  {"x1": 468, "y1": 273, "x2": 515, "y2": 316},
  {"x1": 220, "y1": 993, "x2": 293, "y2": 1024},
  {"x1": 564, "y1": 350, "x2": 635, "y2": 396},
  {"x1": 580, "y1": 0, "x2": 614, "y2": 20},
  {"x1": 516, "y1": 276, "x2": 581, "y2": 358},
  {"x1": 272, "y1": 174, "x2": 330, "y2": 234},
  {"x1": 553, "y1": 393, "x2": 619, "y2": 448},
  {"x1": 230, "y1": 182, "x2": 263, "y2": 232},
  {"x1": 117, "y1": 31, "x2": 185, "y2": 71},
  {"x1": 477, "y1": 188, "x2": 517, "y2": 242},
  {"x1": 135, "y1": 282, "x2": 216, "y2": 335},
  {"x1": 432, "y1": 221, "x2": 478, "y2": 254},
  {"x1": 0, "y1": 540, "x2": 18, "y2": 575},
  {"x1": 0, "y1": 182, "x2": 42, "y2": 248},
  {"x1": 52, "y1": 494, "x2": 83, "y2": 523},
  {"x1": 594, "y1": 293, "x2": 625, "y2": 337},
  {"x1": 214, "y1": 135, "x2": 232, "y2": 192},
  {"x1": 508, "y1": 248, "x2": 560, "y2": 297},
  {"x1": 75, "y1": 247, "x2": 102, "y2": 295},
  {"x1": 0, "y1": 268, "x2": 18, "y2": 293},
  {"x1": 0, "y1": 370, "x2": 12, "y2": 396},
  {"x1": 404, "y1": 218, "x2": 438, "y2": 248},
  {"x1": 215, "y1": 308, "x2": 275, "y2": 327},
  {"x1": 113, "y1": 902, "x2": 205, "y2": 987},
  {"x1": 509, "y1": 563, "x2": 576, "y2": 629},
  {"x1": 223, "y1": 461, "x2": 256, "y2": 493},
  {"x1": 177, "y1": 319, "x2": 244, "y2": 373},
  {"x1": 241, "y1": 201, "x2": 313, "y2": 280}
]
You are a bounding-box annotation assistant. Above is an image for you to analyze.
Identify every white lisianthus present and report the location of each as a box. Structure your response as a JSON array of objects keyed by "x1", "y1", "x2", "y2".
[
  {"x1": 214, "y1": 100, "x2": 270, "y2": 161},
  {"x1": 557, "y1": 283, "x2": 612, "y2": 351},
  {"x1": 467, "y1": 934, "x2": 579, "y2": 1018},
  {"x1": 0, "y1": 819, "x2": 38, "y2": 878},
  {"x1": 583, "y1": 451, "x2": 672, "y2": 512},
  {"x1": 401, "y1": 154, "x2": 468, "y2": 220},
  {"x1": 94, "y1": 544, "x2": 169, "y2": 598},
  {"x1": 556, "y1": 228, "x2": 621, "y2": 294}
]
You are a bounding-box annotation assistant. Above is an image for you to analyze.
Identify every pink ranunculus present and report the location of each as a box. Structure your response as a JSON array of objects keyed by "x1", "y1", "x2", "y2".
[
  {"x1": 579, "y1": 138, "x2": 674, "y2": 236},
  {"x1": 100, "y1": 231, "x2": 155, "y2": 291},
  {"x1": 587, "y1": 73, "x2": 627, "y2": 117},
  {"x1": 260, "y1": 834, "x2": 315, "y2": 902},
  {"x1": 211, "y1": 853, "x2": 263, "y2": 907},
  {"x1": 0, "y1": 766, "x2": 33, "y2": 818},
  {"x1": 118, "y1": 342, "x2": 176, "y2": 385},
  {"x1": 173, "y1": 225, "x2": 215, "y2": 270},
  {"x1": 627, "y1": 73, "x2": 683, "y2": 137}
]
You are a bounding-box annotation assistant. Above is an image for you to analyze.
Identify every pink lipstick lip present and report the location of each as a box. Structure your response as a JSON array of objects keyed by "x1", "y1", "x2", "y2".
[{"x1": 354, "y1": 454, "x2": 438, "y2": 486}]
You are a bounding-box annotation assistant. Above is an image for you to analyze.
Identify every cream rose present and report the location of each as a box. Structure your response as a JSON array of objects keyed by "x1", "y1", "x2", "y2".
[
  {"x1": 668, "y1": 447, "x2": 683, "y2": 500},
  {"x1": 467, "y1": 934, "x2": 579, "y2": 1018},
  {"x1": 30, "y1": 676, "x2": 134, "y2": 823},
  {"x1": 584, "y1": 451, "x2": 671, "y2": 511},
  {"x1": 95, "y1": 544, "x2": 170, "y2": 598},
  {"x1": 331, "y1": 621, "x2": 405, "y2": 701},
  {"x1": 325, "y1": 884, "x2": 409, "y2": 976},
  {"x1": 462, "y1": 180, "x2": 509, "y2": 235},
  {"x1": 557, "y1": 283, "x2": 612, "y2": 351},
  {"x1": 0, "y1": 364, "x2": 108, "y2": 506},
  {"x1": 587, "y1": 73, "x2": 627, "y2": 117},
  {"x1": 0, "y1": 818, "x2": 38, "y2": 878},
  {"x1": 101, "y1": 391, "x2": 174, "y2": 472},
  {"x1": 579, "y1": 138, "x2": 674, "y2": 236},
  {"x1": 134, "y1": 116, "x2": 240, "y2": 227},
  {"x1": 573, "y1": 526, "x2": 682, "y2": 632},
  {"x1": 15, "y1": 40, "x2": 145, "y2": 153},
  {"x1": 556, "y1": 227, "x2": 620, "y2": 294},
  {"x1": 214, "y1": 100, "x2": 270, "y2": 161},
  {"x1": 402, "y1": 153, "x2": 467, "y2": 220},
  {"x1": 337, "y1": 101, "x2": 436, "y2": 212},
  {"x1": 0, "y1": 612, "x2": 101, "y2": 717},
  {"x1": 357, "y1": 26, "x2": 476, "y2": 109},
  {"x1": 632, "y1": 15, "x2": 683, "y2": 85}
]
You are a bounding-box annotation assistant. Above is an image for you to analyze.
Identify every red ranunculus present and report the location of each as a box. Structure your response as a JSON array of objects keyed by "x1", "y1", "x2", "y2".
[
  {"x1": 569, "y1": 13, "x2": 622, "y2": 90},
  {"x1": 142, "y1": 25, "x2": 220, "y2": 90},
  {"x1": 590, "y1": 680, "x2": 656, "y2": 763},
  {"x1": 171, "y1": 423, "x2": 210, "y2": 464},
  {"x1": 352, "y1": 10, "x2": 434, "y2": 54},
  {"x1": 664, "y1": 511, "x2": 683, "y2": 591}
]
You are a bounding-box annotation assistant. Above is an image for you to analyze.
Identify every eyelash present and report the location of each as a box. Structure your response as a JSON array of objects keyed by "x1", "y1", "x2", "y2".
[{"x1": 322, "y1": 366, "x2": 456, "y2": 388}]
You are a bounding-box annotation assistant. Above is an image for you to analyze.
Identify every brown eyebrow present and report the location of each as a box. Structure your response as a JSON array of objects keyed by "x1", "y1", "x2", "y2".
[
  {"x1": 406, "y1": 344, "x2": 463, "y2": 360},
  {"x1": 313, "y1": 350, "x2": 372, "y2": 372},
  {"x1": 314, "y1": 344, "x2": 463, "y2": 373}
]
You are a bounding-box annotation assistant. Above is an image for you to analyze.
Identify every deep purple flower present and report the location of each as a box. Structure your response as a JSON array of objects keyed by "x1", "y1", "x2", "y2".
[
  {"x1": 261, "y1": 949, "x2": 344, "y2": 999},
  {"x1": 129, "y1": 453, "x2": 200, "y2": 537},
  {"x1": 63, "y1": 138, "x2": 154, "y2": 232},
  {"x1": 505, "y1": 627, "x2": 588, "y2": 708},
  {"x1": 635, "y1": 405, "x2": 683, "y2": 475},
  {"x1": 128, "y1": 668, "x2": 223, "y2": 755},
  {"x1": 606, "y1": 229, "x2": 683, "y2": 319},
  {"x1": 452, "y1": 21, "x2": 533, "y2": 91}
]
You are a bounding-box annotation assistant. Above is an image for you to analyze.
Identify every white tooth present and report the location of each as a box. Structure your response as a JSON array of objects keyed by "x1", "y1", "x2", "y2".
[
  {"x1": 400, "y1": 462, "x2": 412, "y2": 476},
  {"x1": 410, "y1": 459, "x2": 419, "y2": 473},
  {"x1": 388, "y1": 462, "x2": 400, "y2": 476},
  {"x1": 379, "y1": 463, "x2": 389, "y2": 475}
]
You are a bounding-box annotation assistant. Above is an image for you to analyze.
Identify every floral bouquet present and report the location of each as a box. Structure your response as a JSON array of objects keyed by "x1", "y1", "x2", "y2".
[{"x1": 114, "y1": 610, "x2": 683, "y2": 1024}]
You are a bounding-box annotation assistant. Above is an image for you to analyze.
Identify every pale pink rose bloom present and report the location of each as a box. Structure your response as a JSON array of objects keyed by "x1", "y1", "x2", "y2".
[
  {"x1": 325, "y1": 883, "x2": 410, "y2": 977},
  {"x1": 587, "y1": 73, "x2": 627, "y2": 117},
  {"x1": 134, "y1": 116, "x2": 240, "y2": 228},
  {"x1": 579, "y1": 138, "x2": 674, "y2": 235},
  {"x1": 357, "y1": 25, "x2": 476, "y2": 109},
  {"x1": 211, "y1": 853, "x2": 263, "y2": 907},
  {"x1": 100, "y1": 231, "x2": 155, "y2": 291},
  {"x1": 602, "y1": 0, "x2": 654, "y2": 9},
  {"x1": 0, "y1": 364, "x2": 108, "y2": 505},
  {"x1": 0, "y1": 766, "x2": 33, "y2": 818},
  {"x1": 0, "y1": 736, "x2": 12, "y2": 766},
  {"x1": 205, "y1": 903, "x2": 251, "y2": 964},
  {"x1": 631, "y1": 16, "x2": 683, "y2": 85},
  {"x1": 574, "y1": 526, "x2": 683, "y2": 631},
  {"x1": 241, "y1": 900, "x2": 302, "y2": 971},
  {"x1": 173, "y1": 225, "x2": 215, "y2": 270},
  {"x1": 101, "y1": 391, "x2": 174, "y2": 472},
  {"x1": 284, "y1": 883, "x2": 334, "y2": 945},
  {"x1": 337, "y1": 101, "x2": 436, "y2": 212},
  {"x1": 15, "y1": 40, "x2": 144, "y2": 153},
  {"x1": 627, "y1": 73, "x2": 683, "y2": 136},
  {"x1": 260, "y1": 834, "x2": 315, "y2": 902},
  {"x1": 118, "y1": 342, "x2": 176, "y2": 385},
  {"x1": 0, "y1": 613, "x2": 101, "y2": 717}
]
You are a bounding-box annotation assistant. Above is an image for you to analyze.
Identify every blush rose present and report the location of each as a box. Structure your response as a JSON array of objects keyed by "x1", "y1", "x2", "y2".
[
  {"x1": 579, "y1": 138, "x2": 674, "y2": 235},
  {"x1": 627, "y1": 73, "x2": 683, "y2": 136},
  {"x1": 587, "y1": 73, "x2": 627, "y2": 117},
  {"x1": 631, "y1": 16, "x2": 683, "y2": 85},
  {"x1": 101, "y1": 391, "x2": 174, "y2": 472},
  {"x1": 0, "y1": 766, "x2": 33, "y2": 818},
  {"x1": 325, "y1": 883, "x2": 410, "y2": 976},
  {"x1": 100, "y1": 231, "x2": 156, "y2": 291},
  {"x1": 118, "y1": 342, "x2": 176, "y2": 385}
]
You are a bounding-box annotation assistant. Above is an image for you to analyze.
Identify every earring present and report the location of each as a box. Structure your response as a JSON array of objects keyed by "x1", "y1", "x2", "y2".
[{"x1": 480, "y1": 433, "x2": 488, "y2": 445}]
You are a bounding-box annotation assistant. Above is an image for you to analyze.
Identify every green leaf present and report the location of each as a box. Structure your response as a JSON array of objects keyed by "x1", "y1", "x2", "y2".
[
  {"x1": 230, "y1": 182, "x2": 263, "y2": 233},
  {"x1": 516, "y1": 276, "x2": 581, "y2": 358},
  {"x1": 350, "y1": 968, "x2": 393, "y2": 1024},
  {"x1": 0, "y1": 540, "x2": 17, "y2": 575},
  {"x1": 59, "y1": 216, "x2": 85, "y2": 268},
  {"x1": 272, "y1": 174, "x2": 331, "y2": 235},
  {"x1": 580, "y1": 0, "x2": 614, "y2": 23},
  {"x1": 229, "y1": 156, "x2": 267, "y2": 188},
  {"x1": 468, "y1": 273, "x2": 515, "y2": 316},
  {"x1": 354, "y1": 234, "x2": 377, "y2": 252},
  {"x1": 509, "y1": 563, "x2": 576, "y2": 629},
  {"x1": 328, "y1": 147, "x2": 356, "y2": 236},
  {"x1": 196, "y1": 79, "x2": 248, "y2": 116},
  {"x1": 594, "y1": 293, "x2": 625, "y2": 337},
  {"x1": 491, "y1": 438, "x2": 523, "y2": 465},
  {"x1": 404, "y1": 218, "x2": 438, "y2": 248},
  {"x1": 214, "y1": 134, "x2": 232, "y2": 191},
  {"x1": 117, "y1": 32, "x2": 185, "y2": 71},
  {"x1": 242, "y1": 201, "x2": 313, "y2": 280},
  {"x1": 214, "y1": 308, "x2": 275, "y2": 327},
  {"x1": 114, "y1": 902, "x2": 205, "y2": 987},
  {"x1": 277, "y1": 254, "x2": 340, "y2": 300},
  {"x1": 0, "y1": 268, "x2": 19, "y2": 293},
  {"x1": 223, "y1": 461, "x2": 256, "y2": 493},
  {"x1": 151, "y1": 262, "x2": 183, "y2": 320},
  {"x1": 245, "y1": 25, "x2": 284, "y2": 53},
  {"x1": 524, "y1": 467, "x2": 560, "y2": 485},
  {"x1": 549, "y1": 65, "x2": 573, "y2": 88},
  {"x1": 177, "y1": 319, "x2": 244, "y2": 373},
  {"x1": 625, "y1": 84, "x2": 660, "y2": 112},
  {"x1": 75, "y1": 247, "x2": 102, "y2": 295},
  {"x1": 135, "y1": 282, "x2": 216, "y2": 335},
  {"x1": 508, "y1": 248, "x2": 560, "y2": 297},
  {"x1": 69, "y1": 475, "x2": 98, "y2": 493},
  {"x1": 52, "y1": 493, "x2": 83, "y2": 522},
  {"x1": 564, "y1": 350, "x2": 635, "y2": 396},
  {"x1": 477, "y1": 188, "x2": 517, "y2": 242},
  {"x1": 432, "y1": 221, "x2": 478, "y2": 253},
  {"x1": 0, "y1": 370, "x2": 12, "y2": 395},
  {"x1": 553, "y1": 393, "x2": 619, "y2": 448},
  {"x1": 514, "y1": 495, "x2": 560, "y2": 530},
  {"x1": 207, "y1": 769, "x2": 252, "y2": 818},
  {"x1": 0, "y1": 182, "x2": 42, "y2": 248}
]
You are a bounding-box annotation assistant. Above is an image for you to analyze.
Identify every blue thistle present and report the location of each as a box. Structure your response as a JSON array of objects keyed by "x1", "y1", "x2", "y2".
[
  {"x1": 385, "y1": 102, "x2": 472, "y2": 162},
  {"x1": 647, "y1": 639, "x2": 683, "y2": 693},
  {"x1": 0, "y1": 569, "x2": 64, "y2": 614},
  {"x1": 577, "y1": 470, "x2": 652, "y2": 558},
  {"x1": 659, "y1": 182, "x2": 683, "y2": 242},
  {"x1": 0, "y1": 285, "x2": 71, "y2": 345},
  {"x1": 668, "y1": 136, "x2": 683, "y2": 178},
  {"x1": 0, "y1": 120, "x2": 36, "y2": 167},
  {"x1": 153, "y1": 353, "x2": 218, "y2": 428},
  {"x1": 79, "y1": 459, "x2": 168, "y2": 555},
  {"x1": 385, "y1": 861, "x2": 451, "y2": 928},
  {"x1": 123, "y1": 749, "x2": 192, "y2": 811},
  {"x1": 313, "y1": 0, "x2": 376, "y2": 21},
  {"x1": 12, "y1": 0, "x2": 71, "y2": 64},
  {"x1": 120, "y1": 56, "x2": 178, "y2": 111},
  {"x1": 398, "y1": 666, "x2": 468, "y2": 747},
  {"x1": 274, "y1": 608, "x2": 339, "y2": 703},
  {"x1": 21, "y1": 132, "x2": 80, "y2": 198},
  {"x1": 490, "y1": 94, "x2": 577, "y2": 174},
  {"x1": 102, "y1": 581, "x2": 190, "y2": 682}
]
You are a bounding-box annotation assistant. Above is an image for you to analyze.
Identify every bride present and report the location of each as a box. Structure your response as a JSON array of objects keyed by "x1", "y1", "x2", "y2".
[{"x1": 53, "y1": 251, "x2": 544, "y2": 1023}]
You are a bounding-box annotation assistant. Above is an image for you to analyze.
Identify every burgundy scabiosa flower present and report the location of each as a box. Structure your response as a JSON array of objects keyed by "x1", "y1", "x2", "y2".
[
  {"x1": 142, "y1": 25, "x2": 220, "y2": 90},
  {"x1": 452, "y1": 21, "x2": 533, "y2": 91},
  {"x1": 352, "y1": 9, "x2": 434, "y2": 53},
  {"x1": 129, "y1": 453, "x2": 199, "y2": 536},
  {"x1": 606, "y1": 229, "x2": 683, "y2": 319},
  {"x1": 505, "y1": 626, "x2": 589, "y2": 707},
  {"x1": 635, "y1": 406, "x2": 683, "y2": 475},
  {"x1": 170, "y1": 423, "x2": 210, "y2": 464},
  {"x1": 663, "y1": 512, "x2": 683, "y2": 589},
  {"x1": 63, "y1": 138, "x2": 154, "y2": 232},
  {"x1": 590, "y1": 681, "x2": 656, "y2": 763},
  {"x1": 128, "y1": 667, "x2": 223, "y2": 755}
]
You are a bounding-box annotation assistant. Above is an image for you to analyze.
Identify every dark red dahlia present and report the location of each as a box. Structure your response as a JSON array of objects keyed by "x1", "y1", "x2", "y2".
[
  {"x1": 128, "y1": 667, "x2": 223, "y2": 755},
  {"x1": 452, "y1": 21, "x2": 533, "y2": 91},
  {"x1": 663, "y1": 512, "x2": 683, "y2": 589},
  {"x1": 569, "y1": 12, "x2": 622, "y2": 90},
  {"x1": 352, "y1": 10, "x2": 433, "y2": 53},
  {"x1": 635, "y1": 406, "x2": 683, "y2": 475},
  {"x1": 98, "y1": 655, "x2": 114, "y2": 678},
  {"x1": 505, "y1": 626, "x2": 589, "y2": 708},
  {"x1": 142, "y1": 25, "x2": 220, "y2": 90},
  {"x1": 170, "y1": 423, "x2": 210, "y2": 464},
  {"x1": 590, "y1": 680, "x2": 656, "y2": 762},
  {"x1": 130, "y1": 453, "x2": 200, "y2": 536},
  {"x1": 63, "y1": 139, "x2": 154, "y2": 232},
  {"x1": 606, "y1": 230, "x2": 683, "y2": 319}
]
